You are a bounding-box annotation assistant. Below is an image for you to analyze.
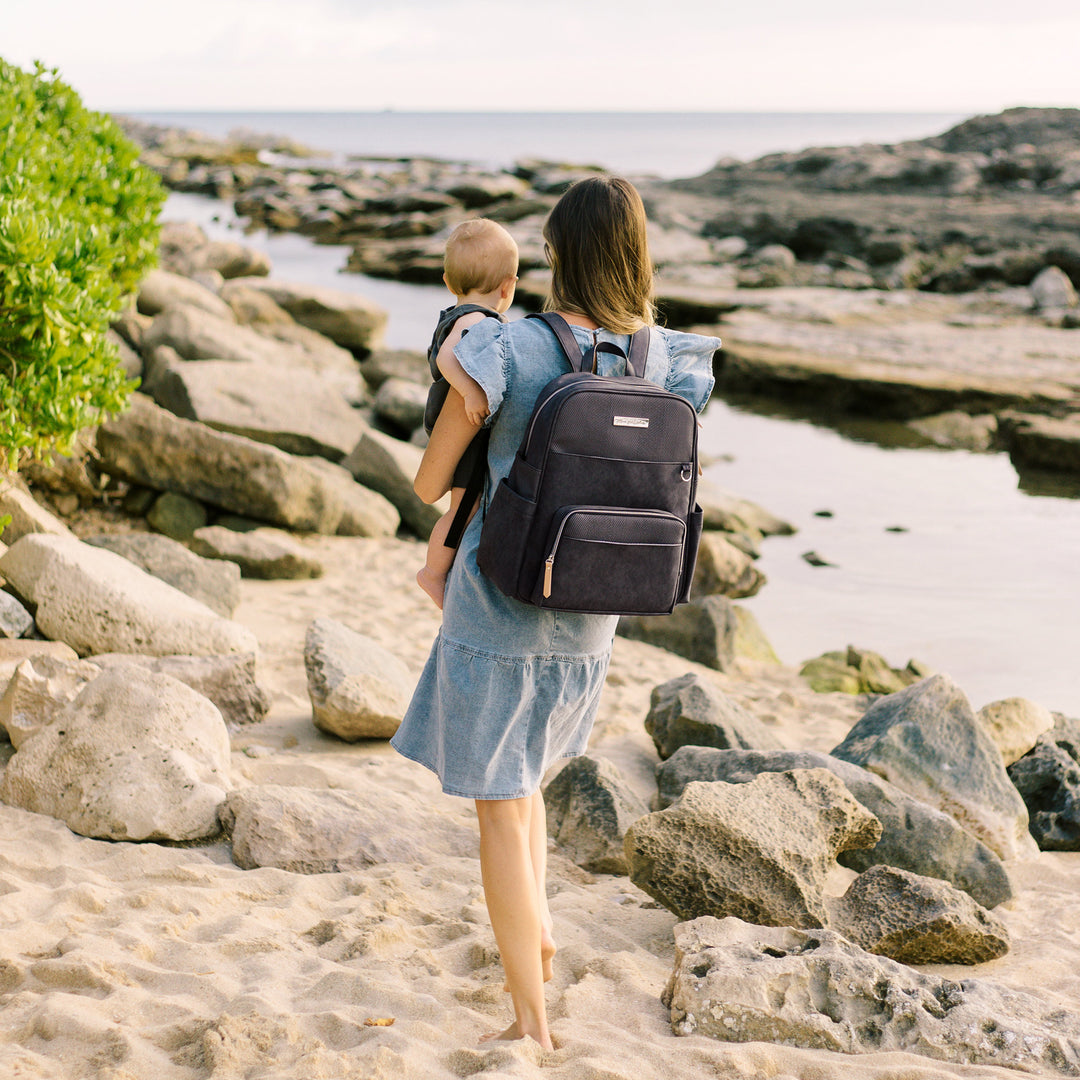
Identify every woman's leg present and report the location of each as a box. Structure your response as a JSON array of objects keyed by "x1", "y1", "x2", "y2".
[
  {"x1": 528, "y1": 790, "x2": 556, "y2": 981},
  {"x1": 475, "y1": 796, "x2": 553, "y2": 1049}
]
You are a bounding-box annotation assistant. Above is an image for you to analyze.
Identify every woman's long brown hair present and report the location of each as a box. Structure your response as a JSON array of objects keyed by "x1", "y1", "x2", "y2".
[{"x1": 543, "y1": 176, "x2": 655, "y2": 334}]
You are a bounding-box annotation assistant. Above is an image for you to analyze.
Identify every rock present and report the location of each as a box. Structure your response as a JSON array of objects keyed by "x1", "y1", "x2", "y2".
[
  {"x1": 696, "y1": 482, "x2": 796, "y2": 536},
  {"x1": 137, "y1": 268, "x2": 235, "y2": 320},
  {"x1": 831, "y1": 673, "x2": 1038, "y2": 861},
  {"x1": 977, "y1": 696, "x2": 1055, "y2": 766},
  {"x1": 1005, "y1": 412, "x2": 1080, "y2": 475},
  {"x1": 96, "y1": 394, "x2": 345, "y2": 534},
  {"x1": 1008, "y1": 741, "x2": 1080, "y2": 850},
  {"x1": 107, "y1": 328, "x2": 143, "y2": 379},
  {"x1": 142, "y1": 304, "x2": 319, "y2": 369},
  {"x1": 90, "y1": 652, "x2": 269, "y2": 727},
  {"x1": 218, "y1": 280, "x2": 294, "y2": 326},
  {"x1": 908, "y1": 410, "x2": 998, "y2": 451},
  {"x1": 0, "y1": 534, "x2": 257, "y2": 659},
  {"x1": 304, "y1": 617, "x2": 412, "y2": 740},
  {"x1": 656, "y1": 745, "x2": 1013, "y2": 909},
  {"x1": 0, "y1": 591, "x2": 34, "y2": 639},
  {"x1": 544, "y1": 756, "x2": 649, "y2": 875},
  {"x1": 300, "y1": 458, "x2": 400, "y2": 539},
  {"x1": 663, "y1": 916, "x2": 1080, "y2": 1074},
  {"x1": 830, "y1": 864, "x2": 1010, "y2": 965},
  {"x1": 189, "y1": 525, "x2": 324, "y2": 580},
  {"x1": 373, "y1": 377, "x2": 429, "y2": 435},
  {"x1": 226, "y1": 278, "x2": 387, "y2": 355},
  {"x1": 644, "y1": 672, "x2": 783, "y2": 760},
  {"x1": 1030, "y1": 265, "x2": 1078, "y2": 310},
  {"x1": 85, "y1": 532, "x2": 241, "y2": 618},
  {"x1": 624, "y1": 770, "x2": 881, "y2": 927},
  {"x1": 798, "y1": 652, "x2": 864, "y2": 694},
  {"x1": 357, "y1": 349, "x2": 430, "y2": 391},
  {"x1": 20, "y1": 427, "x2": 101, "y2": 502},
  {"x1": 220, "y1": 783, "x2": 475, "y2": 872},
  {"x1": 0, "y1": 655, "x2": 101, "y2": 748},
  {"x1": 146, "y1": 491, "x2": 209, "y2": 541},
  {"x1": 731, "y1": 606, "x2": 781, "y2": 665},
  {"x1": 617, "y1": 595, "x2": 739, "y2": 671},
  {"x1": 691, "y1": 533, "x2": 765, "y2": 599},
  {"x1": 0, "y1": 480, "x2": 73, "y2": 545},
  {"x1": 341, "y1": 427, "x2": 446, "y2": 539},
  {"x1": 0, "y1": 640, "x2": 80, "y2": 694},
  {"x1": 0, "y1": 666, "x2": 230, "y2": 841},
  {"x1": 147, "y1": 356, "x2": 366, "y2": 461}
]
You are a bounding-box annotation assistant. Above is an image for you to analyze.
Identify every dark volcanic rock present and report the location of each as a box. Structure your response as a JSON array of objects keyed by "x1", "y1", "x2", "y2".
[{"x1": 1008, "y1": 740, "x2": 1080, "y2": 851}]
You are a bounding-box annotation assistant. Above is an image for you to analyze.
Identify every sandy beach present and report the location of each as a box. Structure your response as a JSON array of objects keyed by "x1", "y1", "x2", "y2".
[{"x1": 3, "y1": 528, "x2": 1078, "y2": 1080}]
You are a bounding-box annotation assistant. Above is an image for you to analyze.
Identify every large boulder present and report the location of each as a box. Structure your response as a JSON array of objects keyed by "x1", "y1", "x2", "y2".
[
  {"x1": 830, "y1": 864, "x2": 1010, "y2": 965},
  {"x1": 147, "y1": 356, "x2": 366, "y2": 461},
  {"x1": 90, "y1": 652, "x2": 269, "y2": 727},
  {"x1": 341, "y1": 427, "x2": 447, "y2": 539},
  {"x1": 0, "y1": 534, "x2": 257, "y2": 659},
  {"x1": 137, "y1": 268, "x2": 235, "y2": 320},
  {"x1": 663, "y1": 917, "x2": 1080, "y2": 1075},
  {"x1": 0, "y1": 641, "x2": 79, "y2": 692},
  {"x1": 96, "y1": 394, "x2": 345, "y2": 534},
  {"x1": 617, "y1": 595, "x2": 740, "y2": 671},
  {"x1": 224, "y1": 278, "x2": 388, "y2": 355},
  {"x1": 0, "y1": 480, "x2": 73, "y2": 545},
  {"x1": 543, "y1": 755, "x2": 648, "y2": 875},
  {"x1": 299, "y1": 457, "x2": 400, "y2": 538},
  {"x1": 643, "y1": 672, "x2": 783, "y2": 760},
  {"x1": 830, "y1": 674, "x2": 1038, "y2": 861},
  {"x1": 976, "y1": 696, "x2": 1054, "y2": 766},
  {"x1": 190, "y1": 525, "x2": 324, "y2": 580},
  {"x1": 656, "y1": 745, "x2": 1012, "y2": 909},
  {"x1": 85, "y1": 532, "x2": 241, "y2": 618},
  {"x1": 624, "y1": 770, "x2": 881, "y2": 928},
  {"x1": 0, "y1": 666, "x2": 230, "y2": 841},
  {"x1": 304, "y1": 617, "x2": 412, "y2": 740},
  {"x1": 696, "y1": 481, "x2": 796, "y2": 537},
  {"x1": 220, "y1": 783, "x2": 476, "y2": 872},
  {"x1": 691, "y1": 533, "x2": 765, "y2": 599},
  {"x1": 1008, "y1": 739, "x2": 1080, "y2": 850}
]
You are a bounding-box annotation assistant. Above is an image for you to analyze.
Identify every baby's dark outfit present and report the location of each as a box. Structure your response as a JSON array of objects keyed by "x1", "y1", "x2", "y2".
[{"x1": 424, "y1": 303, "x2": 507, "y2": 489}]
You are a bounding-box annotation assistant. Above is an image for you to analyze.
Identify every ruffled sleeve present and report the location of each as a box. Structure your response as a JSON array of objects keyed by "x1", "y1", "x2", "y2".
[
  {"x1": 453, "y1": 316, "x2": 509, "y2": 426},
  {"x1": 663, "y1": 330, "x2": 720, "y2": 414}
]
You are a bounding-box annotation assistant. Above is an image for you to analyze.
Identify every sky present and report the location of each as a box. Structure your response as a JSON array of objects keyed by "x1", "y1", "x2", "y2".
[{"x1": 5, "y1": 0, "x2": 1080, "y2": 113}]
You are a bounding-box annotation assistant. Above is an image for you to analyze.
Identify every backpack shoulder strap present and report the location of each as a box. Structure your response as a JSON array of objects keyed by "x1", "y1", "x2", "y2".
[
  {"x1": 626, "y1": 325, "x2": 651, "y2": 380},
  {"x1": 527, "y1": 312, "x2": 650, "y2": 378}
]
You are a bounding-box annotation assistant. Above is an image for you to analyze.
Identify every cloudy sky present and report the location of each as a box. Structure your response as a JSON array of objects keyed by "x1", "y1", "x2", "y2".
[{"x1": 6, "y1": 0, "x2": 1080, "y2": 113}]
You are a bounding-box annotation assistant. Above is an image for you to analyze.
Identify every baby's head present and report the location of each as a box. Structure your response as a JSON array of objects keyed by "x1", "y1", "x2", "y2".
[{"x1": 444, "y1": 219, "x2": 519, "y2": 312}]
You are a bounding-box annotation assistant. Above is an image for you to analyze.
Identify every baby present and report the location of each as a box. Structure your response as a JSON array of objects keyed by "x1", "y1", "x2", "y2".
[{"x1": 416, "y1": 218, "x2": 519, "y2": 609}]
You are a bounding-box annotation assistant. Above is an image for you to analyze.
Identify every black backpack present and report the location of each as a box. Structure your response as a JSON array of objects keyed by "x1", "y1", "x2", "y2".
[{"x1": 476, "y1": 312, "x2": 703, "y2": 616}]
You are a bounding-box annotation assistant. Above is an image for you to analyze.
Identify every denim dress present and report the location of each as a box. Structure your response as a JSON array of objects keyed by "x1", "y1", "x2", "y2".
[{"x1": 391, "y1": 316, "x2": 719, "y2": 799}]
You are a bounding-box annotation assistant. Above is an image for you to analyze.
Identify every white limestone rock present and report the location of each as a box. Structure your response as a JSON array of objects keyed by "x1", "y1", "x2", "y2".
[
  {"x1": 0, "y1": 534, "x2": 258, "y2": 658},
  {"x1": 0, "y1": 666, "x2": 230, "y2": 841}
]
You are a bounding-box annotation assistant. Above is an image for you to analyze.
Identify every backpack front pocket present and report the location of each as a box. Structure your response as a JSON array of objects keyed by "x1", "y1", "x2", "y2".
[{"x1": 534, "y1": 507, "x2": 687, "y2": 615}]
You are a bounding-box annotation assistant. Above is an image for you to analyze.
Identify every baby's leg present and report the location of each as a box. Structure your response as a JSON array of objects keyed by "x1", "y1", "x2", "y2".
[{"x1": 416, "y1": 486, "x2": 468, "y2": 609}]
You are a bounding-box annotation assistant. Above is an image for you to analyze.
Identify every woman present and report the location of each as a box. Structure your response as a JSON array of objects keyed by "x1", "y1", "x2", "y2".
[{"x1": 392, "y1": 176, "x2": 719, "y2": 1049}]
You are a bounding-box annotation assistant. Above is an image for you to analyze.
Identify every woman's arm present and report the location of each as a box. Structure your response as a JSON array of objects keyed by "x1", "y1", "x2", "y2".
[{"x1": 414, "y1": 387, "x2": 484, "y2": 503}]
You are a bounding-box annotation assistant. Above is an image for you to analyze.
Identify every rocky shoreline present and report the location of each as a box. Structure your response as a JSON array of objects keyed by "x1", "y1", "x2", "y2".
[{"x1": 119, "y1": 108, "x2": 1080, "y2": 478}]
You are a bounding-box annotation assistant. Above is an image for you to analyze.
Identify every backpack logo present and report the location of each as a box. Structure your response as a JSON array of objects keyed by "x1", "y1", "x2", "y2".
[{"x1": 613, "y1": 415, "x2": 649, "y2": 428}]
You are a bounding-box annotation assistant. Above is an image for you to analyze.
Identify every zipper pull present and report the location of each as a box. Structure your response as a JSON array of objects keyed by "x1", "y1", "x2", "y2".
[{"x1": 543, "y1": 555, "x2": 554, "y2": 598}]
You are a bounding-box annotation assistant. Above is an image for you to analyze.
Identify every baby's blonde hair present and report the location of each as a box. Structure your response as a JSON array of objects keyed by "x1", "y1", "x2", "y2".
[{"x1": 444, "y1": 219, "x2": 519, "y2": 296}]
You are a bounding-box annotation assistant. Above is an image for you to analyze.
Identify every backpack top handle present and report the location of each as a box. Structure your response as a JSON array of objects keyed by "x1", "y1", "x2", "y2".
[{"x1": 528, "y1": 312, "x2": 650, "y2": 379}]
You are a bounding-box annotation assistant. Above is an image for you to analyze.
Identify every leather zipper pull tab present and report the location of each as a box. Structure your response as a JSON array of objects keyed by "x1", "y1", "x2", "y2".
[{"x1": 543, "y1": 555, "x2": 554, "y2": 598}]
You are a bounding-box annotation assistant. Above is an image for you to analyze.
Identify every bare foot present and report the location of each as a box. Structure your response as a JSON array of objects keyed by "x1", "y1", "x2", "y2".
[
  {"x1": 479, "y1": 1020, "x2": 553, "y2": 1051},
  {"x1": 416, "y1": 567, "x2": 446, "y2": 609}
]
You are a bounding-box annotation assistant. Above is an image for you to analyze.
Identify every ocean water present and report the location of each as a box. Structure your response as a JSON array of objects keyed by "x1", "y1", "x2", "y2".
[{"x1": 126, "y1": 110, "x2": 967, "y2": 179}]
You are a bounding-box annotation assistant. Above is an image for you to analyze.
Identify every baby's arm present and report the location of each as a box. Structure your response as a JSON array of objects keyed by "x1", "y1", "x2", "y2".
[
  {"x1": 435, "y1": 311, "x2": 490, "y2": 426},
  {"x1": 414, "y1": 388, "x2": 482, "y2": 504}
]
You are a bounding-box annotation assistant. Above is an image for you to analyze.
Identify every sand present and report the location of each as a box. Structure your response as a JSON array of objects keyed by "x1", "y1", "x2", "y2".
[{"x1": 1, "y1": 531, "x2": 1077, "y2": 1079}]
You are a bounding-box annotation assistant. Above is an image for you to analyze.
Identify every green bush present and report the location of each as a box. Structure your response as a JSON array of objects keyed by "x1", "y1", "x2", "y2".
[{"x1": 0, "y1": 58, "x2": 164, "y2": 470}]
